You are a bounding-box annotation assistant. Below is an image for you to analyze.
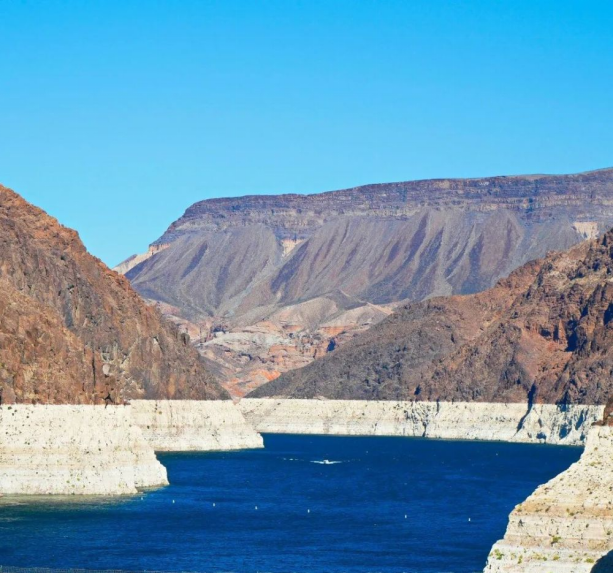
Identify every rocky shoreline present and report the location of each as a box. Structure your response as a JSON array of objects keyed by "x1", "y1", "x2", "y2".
[
  {"x1": 1, "y1": 400, "x2": 611, "y2": 573},
  {"x1": 0, "y1": 401, "x2": 263, "y2": 496},
  {"x1": 1, "y1": 398, "x2": 604, "y2": 495},
  {"x1": 485, "y1": 424, "x2": 613, "y2": 572},
  {"x1": 0, "y1": 405, "x2": 167, "y2": 495},
  {"x1": 238, "y1": 399, "x2": 604, "y2": 446}
]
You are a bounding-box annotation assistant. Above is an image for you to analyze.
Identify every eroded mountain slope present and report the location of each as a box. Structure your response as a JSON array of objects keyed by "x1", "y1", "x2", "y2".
[{"x1": 252, "y1": 230, "x2": 613, "y2": 405}]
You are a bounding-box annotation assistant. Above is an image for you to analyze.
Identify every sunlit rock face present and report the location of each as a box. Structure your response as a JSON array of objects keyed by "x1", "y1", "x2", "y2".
[
  {"x1": 0, "y1": 185, "x2": 226, "y2": 405},
  {"x1": 131, "y1": 400, "x2": 263, "y2": 451},
  {"x1": 239, "y1": 399, "x2": 603, "y2": 446},
  {"x1": 253, "y1": 228, "x2": 613, "y2": 407},
  {"x1": 119, "y1": 169, "x2": 613, "y2": 396}
]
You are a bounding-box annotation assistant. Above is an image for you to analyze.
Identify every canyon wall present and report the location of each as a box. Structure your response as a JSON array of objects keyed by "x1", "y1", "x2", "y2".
[
  {"x1": 484, "y1": 424, "x2": 613, "y2": 572},
  {"x1": 131, "y1": 400, "x2": 263, "y2": 451},
  {"x1": 239, "y1": 399, "x2": 604, "y2": 446},
  {"x1": 253, "y1": 230, "x2": 613, "y2": 408},
  {"x1": 0, "y1": 405, "x2": 168, "y2": 495}
]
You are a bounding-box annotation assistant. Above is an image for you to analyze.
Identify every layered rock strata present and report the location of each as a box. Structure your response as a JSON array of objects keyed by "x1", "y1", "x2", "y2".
[
  {"x1": 239, "y1": 399, "x2": 604, "y2": 446},
  {"x1": 484, "y1": 424, "x2": 613, "y2": 572},
  {"x1": 131, "y1": 400, "x2": 263, "y2": 451},
  {"x1": 0, "y1": 405, "x2": 168, "y2": 495}
]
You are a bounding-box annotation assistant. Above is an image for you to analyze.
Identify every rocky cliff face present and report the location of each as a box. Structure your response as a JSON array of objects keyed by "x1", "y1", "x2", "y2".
[
  {"x1": 131, "y1": 400, "x2": 264, "y2": 451},
  {"x1": 252, "y1": 229, "x2": 613, "y2": 406},
  {"x1": 239, "y1": 399, "x2": 604, "y2": 445},
  {"x1": 0, "y1": 185, "x2": 227, "y2": 404},
  {"x1": 120, "y1": 169, "x2": 613, "y2": 396}
]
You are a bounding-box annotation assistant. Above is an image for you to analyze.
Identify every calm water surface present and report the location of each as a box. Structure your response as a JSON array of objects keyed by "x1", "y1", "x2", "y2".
[{"x1": 0, "y1": 434, "x2": 581, "y2": 573}]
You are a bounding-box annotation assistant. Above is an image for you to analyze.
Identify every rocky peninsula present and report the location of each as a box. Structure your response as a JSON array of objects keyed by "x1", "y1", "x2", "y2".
[
  {"x1": 0, "y1": 405, "x2": 167, "y2": 495},
  {"x1": 485, "y1": 419, "x2": 613, "y2": 571}
]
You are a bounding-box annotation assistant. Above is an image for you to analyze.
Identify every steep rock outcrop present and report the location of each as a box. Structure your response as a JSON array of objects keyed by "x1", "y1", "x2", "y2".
[
  {"x1": 0, "y1": 405, "x2": 168, "y2": 495},
  {"x1": 131, "y1": 400, "x2": 263, "y2": 451},
  {"x1": 0, "y1": 185, "x2": 227, "y2": 404},
  {"x1": 121, "y1": 168, "x2": 613, "y2": 395}
]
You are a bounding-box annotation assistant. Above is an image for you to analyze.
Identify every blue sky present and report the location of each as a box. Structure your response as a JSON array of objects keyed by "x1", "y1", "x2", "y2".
[{"x1": 0, "y1": 1, "x2": 611, "y2": 266}]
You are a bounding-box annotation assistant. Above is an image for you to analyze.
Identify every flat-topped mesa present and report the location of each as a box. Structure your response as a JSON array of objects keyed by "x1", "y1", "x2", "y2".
[
  {"x1": 159, "y1": 168, "x2": 613, "y2": 243},
  {"x1": 120, "y1": 169, "x2": 613, "y2": 397},
  {"x1": 484, "y1": 423, "x2": 613, "y2": 572}
]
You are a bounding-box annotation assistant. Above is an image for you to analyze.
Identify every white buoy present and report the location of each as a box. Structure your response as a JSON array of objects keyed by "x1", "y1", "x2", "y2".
[
  {"x1": 404, "y1": 515, "x2": 407, "y2": 519},
  {"x1": 213, "y1": 503, "x2": 216, "y2": 507},
  {"x1": 468, "y1": 517, "x2": 471, "y2": 522},
  {"x1": 173, "y1": 500, "x2": 175, "y2": 504},
  {"x1": 255, "y1": 505, "x2": 258, "y2": 510},
  {"x1": 307, "y1": 509, "x2": 310, "y2": 514}
]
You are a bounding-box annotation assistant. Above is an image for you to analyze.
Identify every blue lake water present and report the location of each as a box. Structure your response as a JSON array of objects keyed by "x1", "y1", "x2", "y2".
[{"x1": 0, "y1": 434, "x2": 581, "y2": 573}]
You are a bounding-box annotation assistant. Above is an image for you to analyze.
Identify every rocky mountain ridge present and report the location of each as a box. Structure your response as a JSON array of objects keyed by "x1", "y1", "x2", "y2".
[
  {"x1": 0, "y1": 185, "x2": 227, "y2": 404},
  {"x1": 120, "y1": 168, "x2": 613, "y2": 396},
  {"x1": 252, "y1": 229, "x2": 613, "y2": 405}
]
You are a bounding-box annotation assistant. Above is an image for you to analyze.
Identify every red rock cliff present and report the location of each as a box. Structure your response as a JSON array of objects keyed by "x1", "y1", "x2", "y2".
[{"x1": 0, "y1": 186, "x2": 227, "y2": 404}]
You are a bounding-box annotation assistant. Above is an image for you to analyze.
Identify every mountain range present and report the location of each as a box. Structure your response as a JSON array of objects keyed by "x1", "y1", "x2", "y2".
[
  {"x1": 119, "y1": 168, "x2": 613, "y2": 396},
  {"x1": 252, "y1": 228, "x2": 613, "y2": 406}
]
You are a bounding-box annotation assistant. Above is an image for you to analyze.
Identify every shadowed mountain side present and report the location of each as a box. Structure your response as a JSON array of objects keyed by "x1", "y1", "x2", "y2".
[
  {"x1": 251, "y1": 230, "x2": 613, "y2": 405},
  {"x1": 121, "y1": 169, "x2": 613, "y2": 395},
  {"x1": 0, "y1": 185, "x2": 227, "y2": 404}
]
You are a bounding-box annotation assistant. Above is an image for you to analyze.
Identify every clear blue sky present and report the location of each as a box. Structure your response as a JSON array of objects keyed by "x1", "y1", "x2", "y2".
[{"x1": 0, "y1": 1, "x2": 611, "y2": 266}]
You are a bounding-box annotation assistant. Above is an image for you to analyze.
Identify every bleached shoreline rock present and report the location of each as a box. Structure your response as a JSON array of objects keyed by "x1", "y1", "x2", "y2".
[
  {"x1": 131, "y1": 400, "x2": 264, "y2": 451},
  {"x1": 484, "y1": 425, "x2": 613, "y2": 572},
  {"x1": 238, "y1": 399, "x2": 604, "y2": 446},
  {"x1": 0, "y1": 405, "x2": 168, "y2": 495}
]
